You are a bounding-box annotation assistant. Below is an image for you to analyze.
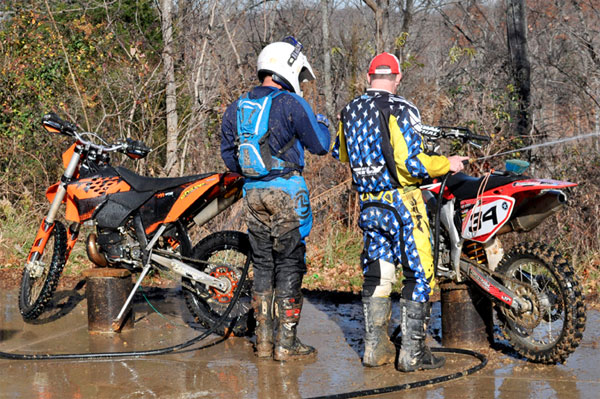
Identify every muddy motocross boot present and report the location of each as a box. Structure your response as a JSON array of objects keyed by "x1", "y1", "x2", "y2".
[
  {"x1": 362, "y1": 296, "x2": 396, "y2": 367},
  {"x1": 252, "y1": 290, "x2": 274, "y2": 358},
  {"x1": 396, "y1": 298, "x2": 445, "y2": 372},
  {"x1": 273, "y1": 294, "x2": 316, "y2": 361}
]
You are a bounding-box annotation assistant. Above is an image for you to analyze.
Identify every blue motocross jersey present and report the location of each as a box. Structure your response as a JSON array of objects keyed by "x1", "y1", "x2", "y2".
[
  {"x1": 221, "y1": 86, "x2": 330, "y2": 180},
  {"x1": 332, "y1": 90, "x2": 450, "y2": 192}
]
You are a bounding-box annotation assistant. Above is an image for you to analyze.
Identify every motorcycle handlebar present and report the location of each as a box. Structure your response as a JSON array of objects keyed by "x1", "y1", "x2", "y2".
[
  {"x1": 436, "y1": 126, "x2": 491, "y2": 142},
  {"x1": 421, "y1": 125, "x2": 490, "y2": 142},
  {"x1": 41, "y1": 113, "x2": 151, "y2": 158}
]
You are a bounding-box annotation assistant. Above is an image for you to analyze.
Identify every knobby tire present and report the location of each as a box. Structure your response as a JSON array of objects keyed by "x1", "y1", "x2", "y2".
[
  {"x1": 19, "y1": 221, "x2": 67, "y2": 320},
  {"x1": 497, "y1": 242, "x2": 586, "y2": 364},
  {"x1": 182, "y1": 230, "x2": 253, "y2": 336}
]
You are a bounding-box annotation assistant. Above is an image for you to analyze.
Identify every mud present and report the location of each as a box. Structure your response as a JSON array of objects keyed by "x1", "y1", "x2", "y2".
[{"x1": 0, "y1": 287, "x2": 598, "y2": 398}]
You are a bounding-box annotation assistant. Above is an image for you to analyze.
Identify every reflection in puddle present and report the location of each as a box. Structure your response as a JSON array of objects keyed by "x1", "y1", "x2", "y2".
[{"x1": 0, "y1": 288, "x2": 597, "y2": 398}]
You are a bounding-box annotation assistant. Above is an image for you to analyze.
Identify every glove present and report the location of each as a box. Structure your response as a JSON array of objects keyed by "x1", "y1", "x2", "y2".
[
  {"x1": 316, "y1": 113, "x2": 330, "y2": 128},
  {"x1": 125, "y1": 138, "x2": 150, "y2": 160}
]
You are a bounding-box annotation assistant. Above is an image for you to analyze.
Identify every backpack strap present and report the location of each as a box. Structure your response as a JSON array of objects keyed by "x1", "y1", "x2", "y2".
[{"x1": 266, "y1": 91, "x2": 302, "y2": 171}]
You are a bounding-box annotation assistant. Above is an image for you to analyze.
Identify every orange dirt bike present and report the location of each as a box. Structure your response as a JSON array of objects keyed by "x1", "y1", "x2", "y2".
[{"x1": 20, "y1": 113, "x2": 253, "y2": 334}]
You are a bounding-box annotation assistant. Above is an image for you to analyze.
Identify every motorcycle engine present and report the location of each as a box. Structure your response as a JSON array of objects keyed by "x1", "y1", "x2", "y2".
[{"x1": 86, "y1": 227, "x2": 143, "y2": 268}]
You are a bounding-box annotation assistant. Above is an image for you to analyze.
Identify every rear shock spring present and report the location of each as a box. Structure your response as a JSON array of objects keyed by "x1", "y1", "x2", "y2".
[{"x1": 464, "y1": 241, "x2": 486, "y2": 263}]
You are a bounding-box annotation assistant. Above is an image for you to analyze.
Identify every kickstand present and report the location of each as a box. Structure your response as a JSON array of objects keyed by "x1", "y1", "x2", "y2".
[{"x1": 112, "y1": 261, "x2": 152, "y2": 332}]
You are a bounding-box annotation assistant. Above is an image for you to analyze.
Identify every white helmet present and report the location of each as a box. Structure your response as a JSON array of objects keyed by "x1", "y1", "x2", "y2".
[{"x1": 257, "y1": 37, "x2": 315, "y2": 97}]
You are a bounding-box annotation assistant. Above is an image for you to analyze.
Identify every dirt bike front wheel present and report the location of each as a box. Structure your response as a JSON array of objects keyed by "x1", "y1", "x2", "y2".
[
  {"x1": 496, "y1": 242, "x2": 586, "y2": 364},
  {"x1": 182, "y1": 231, "x2": 253, "y2": 336},
  {"x1": 19, "y1": 221, "x2": 67, "y2": 320}
]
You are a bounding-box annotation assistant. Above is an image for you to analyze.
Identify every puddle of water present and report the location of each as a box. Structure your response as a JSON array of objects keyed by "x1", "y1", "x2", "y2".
[{"x1": 1, "y1": 288, "x2": 598, "y2": 398}]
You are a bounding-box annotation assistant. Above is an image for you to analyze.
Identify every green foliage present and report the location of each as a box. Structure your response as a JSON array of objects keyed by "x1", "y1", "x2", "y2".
[
  {"x1": 401, "y1": 54, "x2": 424, "y2": 73},
  {"x1": 449, "y1": 45, "x2": 476, "y2": 63},
  {"x1": 395, "y1": 32, "x2": 409, "y2": 48},
  {"x1": 0, "y1": 1, "x2": 163, "y2": 204}
]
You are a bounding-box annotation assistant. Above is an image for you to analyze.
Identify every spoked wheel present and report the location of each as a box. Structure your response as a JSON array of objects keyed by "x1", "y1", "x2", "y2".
[
  {"x1": 19, "y1": 221, "x2": 67, "y2": 320},
  {"x1": 182, "y1": 231, "x2": 253, "y2": 336},
  {"x1": 497, "y1": 243, "x2": 586, "y2": 364}
]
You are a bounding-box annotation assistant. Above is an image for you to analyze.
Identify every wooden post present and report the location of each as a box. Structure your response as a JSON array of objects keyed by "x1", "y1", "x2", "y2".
[
  {"x1": 84, "y1": 268, "x2": 134, "y2": 333},
  {"x1": 440, "y1": 281, "x2": 493, "y2": 349}
]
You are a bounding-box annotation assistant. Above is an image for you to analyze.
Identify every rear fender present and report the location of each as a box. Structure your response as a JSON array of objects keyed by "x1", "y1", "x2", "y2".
[
  {"x1": 163, "y1": 175, "x2": 221, "y2": 224},
  {"x1": 144, "y1": 173, "x2": 244, "y2": 235},
  {"x1": 508, "y1": 189, "x2": 567, "y2": 233},
  {"x1": 496, "y1": 178, "x2": 577, "y2": 196}
]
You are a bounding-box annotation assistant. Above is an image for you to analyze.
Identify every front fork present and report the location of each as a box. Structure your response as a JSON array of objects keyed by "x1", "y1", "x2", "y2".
[{"x1": 25, "y1": 148, "x2": 82, "y2": 274}]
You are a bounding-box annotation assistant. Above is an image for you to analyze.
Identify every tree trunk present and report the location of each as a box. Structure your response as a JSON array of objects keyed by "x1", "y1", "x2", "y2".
[
  {"x1": 363, "y1": 0, "x2": 390, "y2": 52},
  {"x1": 161, "y1": 0, "x2": 179, "y2": 177},
  {"x1": 396, "y1": 0, "x2": 414, "y2": 62},
  {"x1": 321, "y1": 0, "x2": 334, "y2": 121},
  {"x1": 506, "y1": 0, "x2": 531, "y2": 139}
]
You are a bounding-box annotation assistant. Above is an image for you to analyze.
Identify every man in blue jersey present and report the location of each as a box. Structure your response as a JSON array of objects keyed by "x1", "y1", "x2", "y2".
[
  {"x1": 333, "y1": 52, "x2": 467, "y2": 372},
  {"x1": 221, "y1": 37, "x2": 330, "y2": 362}
]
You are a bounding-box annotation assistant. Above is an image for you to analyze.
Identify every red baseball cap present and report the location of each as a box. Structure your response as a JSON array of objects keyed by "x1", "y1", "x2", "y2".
[{"x1": 368, "y1": 52, "x2": 401, "y2": 75}]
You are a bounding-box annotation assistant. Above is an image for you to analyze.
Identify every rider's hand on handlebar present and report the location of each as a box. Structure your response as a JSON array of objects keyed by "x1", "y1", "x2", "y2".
[{"x1": 448, "y1": 155, "x2": 470, "y2": 173}]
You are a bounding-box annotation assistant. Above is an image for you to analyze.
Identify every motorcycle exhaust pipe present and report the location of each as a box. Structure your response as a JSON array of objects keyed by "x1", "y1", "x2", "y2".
[
  {"x1": 86, "y1": 233, "x2": 108, "y2": 267},
  {"x1": 499, "y1": 190, "x2": 567, "y2": 234},
  {"x1": 193, "y1": 190, "x2": 241, "y2": 227}
]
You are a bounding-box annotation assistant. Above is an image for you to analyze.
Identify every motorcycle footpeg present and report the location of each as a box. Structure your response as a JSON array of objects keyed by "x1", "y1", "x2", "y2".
[{"x1": 435, "y1": 269, "x2": 454, "y2": 279}]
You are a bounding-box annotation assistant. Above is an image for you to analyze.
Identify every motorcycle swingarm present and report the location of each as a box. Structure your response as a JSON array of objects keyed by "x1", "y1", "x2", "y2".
[
  {"x1": 150, "y1": 253, "x2": 228, "y2": 291},
  {"x1": 462, "y1": 261, "x2": 526, "y2": 312},
  {"x1": 112, "y1": 254, "x2": 228, "y2": 332}
]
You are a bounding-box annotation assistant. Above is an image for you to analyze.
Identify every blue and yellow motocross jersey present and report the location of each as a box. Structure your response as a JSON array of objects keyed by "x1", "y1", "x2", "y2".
[{"x1": 332, "y1": 90, "x2": 450, "y2": 193}]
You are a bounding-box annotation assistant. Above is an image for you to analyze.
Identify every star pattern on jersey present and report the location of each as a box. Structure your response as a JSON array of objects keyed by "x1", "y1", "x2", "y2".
[
  {"x1": 358, "y1": 190, "x2": 431, "y2": 302},
  {"x1": 338, "y1": 96, "x2": 395, "y2": 192}
]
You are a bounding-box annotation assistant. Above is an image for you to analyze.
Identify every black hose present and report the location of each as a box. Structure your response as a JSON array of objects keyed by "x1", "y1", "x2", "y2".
[
  {"x1": 0, "y1": 255, "x2": 250, "y2": 360},
  {"x1": 433, "y1": 173, "x2": 451, "y2": 275},
  {"x1": 305, "y1": 347, "x2": 487, "y2": 399}
]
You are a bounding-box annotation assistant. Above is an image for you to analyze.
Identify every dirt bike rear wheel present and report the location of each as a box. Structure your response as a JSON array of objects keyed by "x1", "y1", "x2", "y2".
[
  {"x1": 182, "y1": 231, "x2": 254, "y2": 336},
  {"x1": 19, "y1": 221, "x2": 67, "y2": 320},
  {"x1": 496, "y1": 242, "x2": 586, "y2": 364}
]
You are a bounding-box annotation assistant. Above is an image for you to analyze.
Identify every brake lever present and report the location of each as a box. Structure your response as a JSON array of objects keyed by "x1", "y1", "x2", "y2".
[{"x1": 468, "y1": 140, "x2": 483, "y2": 150}]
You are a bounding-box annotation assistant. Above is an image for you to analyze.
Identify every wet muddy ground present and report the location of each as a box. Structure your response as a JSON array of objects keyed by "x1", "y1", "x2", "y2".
[{"x1": 0, "y1": 286, "x2": 598, "y2": 398}]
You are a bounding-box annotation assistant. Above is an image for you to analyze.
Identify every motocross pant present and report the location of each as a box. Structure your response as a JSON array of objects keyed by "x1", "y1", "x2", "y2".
[
  {"x1": 244, "y1": 175, "x2": 312, "y2": 297},
  {"x1": 358, "y1": 187, "x2": 435, "y2": 303}
]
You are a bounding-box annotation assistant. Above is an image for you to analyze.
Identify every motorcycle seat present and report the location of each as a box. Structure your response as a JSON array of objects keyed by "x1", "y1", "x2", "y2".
[
  {"x1": 116, "y1": 166, "x2": 215, "y2": 192},
  {"x1": 444, "y1": 172, "x2": 524, "y2": 201}
]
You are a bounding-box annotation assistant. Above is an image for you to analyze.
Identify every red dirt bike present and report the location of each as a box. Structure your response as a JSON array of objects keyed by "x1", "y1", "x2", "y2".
[
  {"x1": 20, "y1": 113, "x2": 253, "y2": 334},
  {"x1": 419, "y1": 125, "x2": 586, "y2": 364}
]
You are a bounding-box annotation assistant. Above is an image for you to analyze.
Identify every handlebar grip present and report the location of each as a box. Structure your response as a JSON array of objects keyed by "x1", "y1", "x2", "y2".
[
  {"x1": 42, "y1": 113, "x2": 77, "y2": 135},
  {"x1": 467, "y1": 133, "x2": 491, "y2": 142},
  {"x1": 124, "y1": 138, "x2": 151, "y2": 160}
]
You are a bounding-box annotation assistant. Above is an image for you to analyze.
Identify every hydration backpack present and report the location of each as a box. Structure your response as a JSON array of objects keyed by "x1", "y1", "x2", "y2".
[{"x1": 236, "y1": 90, "x2": 297, "y2": 177}]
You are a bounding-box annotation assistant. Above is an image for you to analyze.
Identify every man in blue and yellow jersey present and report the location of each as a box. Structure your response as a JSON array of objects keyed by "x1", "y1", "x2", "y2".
[{"x1": 332, "y1": 52, "x2": 467, "y2": 372}]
